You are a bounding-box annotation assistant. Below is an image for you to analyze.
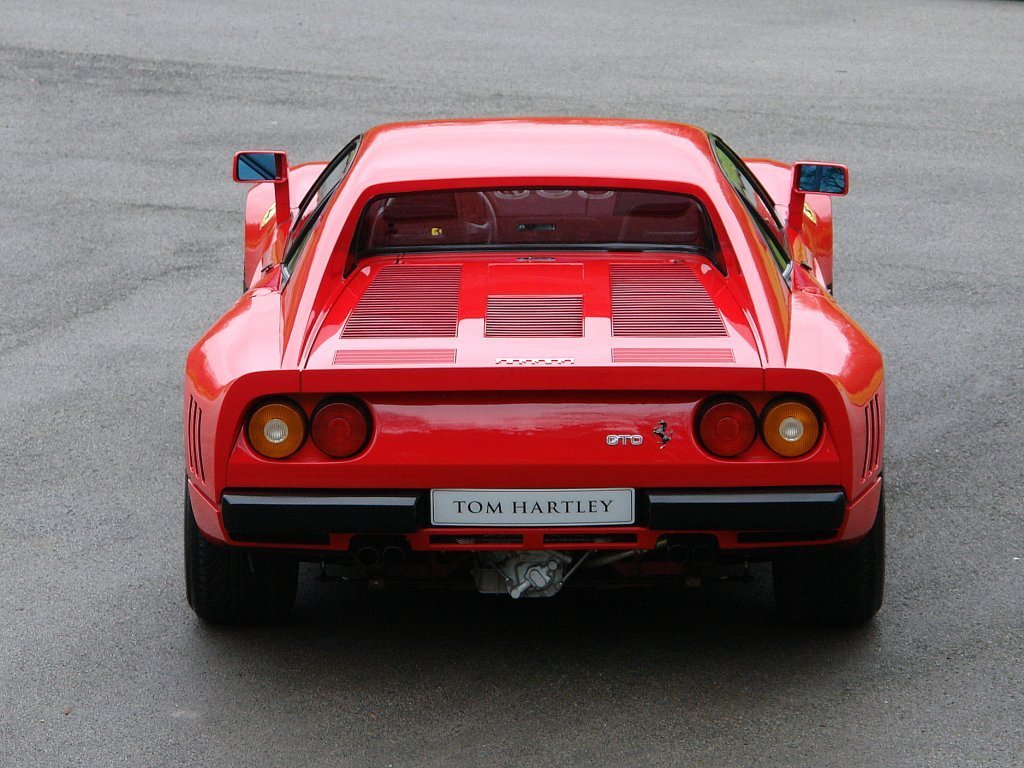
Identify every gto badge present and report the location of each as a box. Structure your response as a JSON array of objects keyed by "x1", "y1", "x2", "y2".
[{"x1": 606, "y1": 434, "x2": 643, "y2": 446}]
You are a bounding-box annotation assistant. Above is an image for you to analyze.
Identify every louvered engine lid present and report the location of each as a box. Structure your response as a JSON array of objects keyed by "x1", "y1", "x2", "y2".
[
  {"x1": 610, "y1": 264, "x2": 727, "y2": 337},
  {"x1": 341, "y1": 264, "x2": 463, "y2": 338}
]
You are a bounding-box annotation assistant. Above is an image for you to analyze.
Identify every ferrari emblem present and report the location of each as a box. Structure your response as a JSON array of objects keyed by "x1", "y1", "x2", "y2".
[{"x1": 261, "y1": 203, "x2": 276, "y2": 228}]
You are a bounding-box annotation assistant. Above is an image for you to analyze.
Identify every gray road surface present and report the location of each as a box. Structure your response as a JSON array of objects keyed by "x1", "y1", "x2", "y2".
[{"x1": 2, "y1": 1, "x2": 1023, "y2": 765}]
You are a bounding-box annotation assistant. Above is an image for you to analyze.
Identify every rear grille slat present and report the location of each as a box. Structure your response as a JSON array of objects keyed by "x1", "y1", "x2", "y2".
[
  {"x1": 333, "y1": 349, "x2": 456, "y2": 365},
  {"x1": 342, "y1": 265, "x2": 462, "y2": 338},
  {"x1": 485, "y1": 294, "x2": 584, "y2": 337},
  {"x1": 612, "y1": 347, "x2": 735, "y2": 364},
  {"x1": 611, "y1": 264, "x2": 727, "y2": 337}
]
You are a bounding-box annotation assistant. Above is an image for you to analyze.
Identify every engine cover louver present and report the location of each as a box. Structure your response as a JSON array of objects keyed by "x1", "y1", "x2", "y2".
[
  {"x1": 485, "y1": 295, "x2": 584, "y2": 337},
  {"x1": 612, "y1": 347, "x2": 735, "y2": 364},
  {"x1": 610, "y1": 264, "x2": 727, "y2": 337},
  {"x1": 341, "y1": 264, "x2": 462, "y2": 338},
  {"x1": 333, "y1": 349, "x2": 456, "y2": 365}
]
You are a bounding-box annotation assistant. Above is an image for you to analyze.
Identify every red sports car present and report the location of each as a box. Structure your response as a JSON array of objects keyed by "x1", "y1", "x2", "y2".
[{"x1": 184, "y1": 119, "x2": 884, "y2": 625}]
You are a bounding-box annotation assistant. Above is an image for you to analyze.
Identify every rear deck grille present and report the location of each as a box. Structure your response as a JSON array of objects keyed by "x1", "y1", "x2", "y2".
[
  {"x1": 342, "y1": 264, "x2": 462, "y2": 338},
  {"x1": 610, "y1": 264, "x2": 727, "y2": 337},
  {"x1": 612, "y1": 347, "x2": 735, "y2": 364},
  {"x1": 333, "y1": 349, "x2": 456, "y2": 365},
  {"x1": 485, "y1": 294, "x2": 584, "y2": 337}
]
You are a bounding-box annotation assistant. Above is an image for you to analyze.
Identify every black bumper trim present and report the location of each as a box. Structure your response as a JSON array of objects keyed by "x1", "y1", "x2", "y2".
[
  {"x1": 222, "y1": 492, "x2": 421, "y2": 543},
  {"x1": 220, "y1": 487, "x2": 846, "y2": 544},
  {"x1": 646, "y1": 489, "x2": 845, "y2": 531}
]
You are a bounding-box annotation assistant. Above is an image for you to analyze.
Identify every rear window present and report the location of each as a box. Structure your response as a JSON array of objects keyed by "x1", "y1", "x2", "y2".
[{"x1": 355, "y1": 188, "x2": 715, "y2": 256}]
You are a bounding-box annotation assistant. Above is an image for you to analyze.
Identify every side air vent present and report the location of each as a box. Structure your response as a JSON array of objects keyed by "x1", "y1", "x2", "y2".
[
  {"x1": 333, "y1": 349, "x2": 456, "y2": 365},
  {"x1": 485, "y1": 295, "x2": 584, "y2": 337},
  {"x1": 186, "y1": 395, "x2": 205, "y2": 483},
  {"x1": 342, "y1": 264, "x2": 462, "y2": 338},
  {"x1": 612, "y1": 347, "x2": 735, "y2": 364},
  {"x1": 610, "y1": 264, "x2": 727, "y2": 337},
  {"x1": 862, "y1": 393, "x2": 882, "y2": 479}
]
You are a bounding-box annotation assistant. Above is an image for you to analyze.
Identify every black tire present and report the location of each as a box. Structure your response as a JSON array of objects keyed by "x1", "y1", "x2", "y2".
[
  {"x1": 184, "y1": 487, "x2": 298, "y2": 624},
  {"x1": 773, "y1": 489, "x2": 885, "y2": 626}
]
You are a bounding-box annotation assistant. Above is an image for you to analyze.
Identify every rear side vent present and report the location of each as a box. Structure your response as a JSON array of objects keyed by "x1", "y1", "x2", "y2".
[
  {"x1": 342, "y1": 264, "x2": 462, "y2": 338},
  {"x1": 186, "y1": 395, "x2": 205, "y2": 482},
  {"x1": 862, "y1": 393, "x2": 882, "y2": 479},
  {"x1": 610, "y1": 264, "x2": 727, "y2": 337},
  {"x1": 485, "y1": 295, "x2": 584, "y2": 337}
]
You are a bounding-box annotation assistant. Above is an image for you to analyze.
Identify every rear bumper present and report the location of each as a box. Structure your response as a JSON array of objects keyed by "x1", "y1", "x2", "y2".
[{"x1": 187, "y1": 482, "x2": 880, "y2": 552}]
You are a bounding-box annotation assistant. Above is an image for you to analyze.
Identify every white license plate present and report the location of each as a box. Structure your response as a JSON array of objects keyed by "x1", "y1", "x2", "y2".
[{"x1": 430, "y1": 489, "x2": 635, "y2": 527}]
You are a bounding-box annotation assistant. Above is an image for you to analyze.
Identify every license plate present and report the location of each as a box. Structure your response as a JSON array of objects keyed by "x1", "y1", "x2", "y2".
[{"x1": 430, "y1": 489, "x2": 635, "y2": 527}]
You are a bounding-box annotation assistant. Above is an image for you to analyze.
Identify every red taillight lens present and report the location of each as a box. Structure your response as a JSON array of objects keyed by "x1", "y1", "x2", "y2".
[
  {"x1": 311, "y1": 400, "x2": 370, "y2": 458},
  {"x1": 697, "y1": 398, "x2": 757, "y2": 457}
]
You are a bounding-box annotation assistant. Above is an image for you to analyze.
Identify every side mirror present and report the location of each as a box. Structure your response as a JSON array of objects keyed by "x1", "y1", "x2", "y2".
[
  {"x1": 788, "y1": 161, "x2": 848, "y2": 232},
  {"x1": 793, "y1": 162, "x2": 848, "y2": 195},
  {"x1": 233, "y1": 150, "x2": 291, "y2": 231},
  {"x1": 233, "y1": 150, "x2": 288, "y2": 183}
]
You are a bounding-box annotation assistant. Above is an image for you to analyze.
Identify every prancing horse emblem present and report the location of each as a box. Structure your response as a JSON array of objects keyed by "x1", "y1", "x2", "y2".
[{"x1": 653, "y1": 420, "x2": 672, "y2": 448}]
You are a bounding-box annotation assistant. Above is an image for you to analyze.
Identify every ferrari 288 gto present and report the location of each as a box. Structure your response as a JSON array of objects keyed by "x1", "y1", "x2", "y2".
[{"x1": 183, "y1": 118, "x2": 885, "y2": 626}]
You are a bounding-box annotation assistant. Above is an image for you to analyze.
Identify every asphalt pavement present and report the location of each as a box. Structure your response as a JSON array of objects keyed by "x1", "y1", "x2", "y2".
[{"x1": 2, "y1": 1, "x2": 1023, "y2": 765}]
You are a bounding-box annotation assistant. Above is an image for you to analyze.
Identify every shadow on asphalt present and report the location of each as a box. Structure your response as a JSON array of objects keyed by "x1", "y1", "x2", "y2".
[{"x1": 189, "y1": 562, "x2": 883, "y2": 677}]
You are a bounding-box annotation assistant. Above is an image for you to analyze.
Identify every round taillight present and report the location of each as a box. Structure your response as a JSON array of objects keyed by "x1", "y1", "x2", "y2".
[
  {"x1": 761, "y1": 399, "x2": 821, "y2": 457},
  {"x1": 247, "y1": 401, "x2": 306, "y2": 459},
  {"x1": 311, "y1": 400, "x2": 370, "y2": 458},
  {"x1": 697, "y1": 398, "x2": 757, "y2": 457}
]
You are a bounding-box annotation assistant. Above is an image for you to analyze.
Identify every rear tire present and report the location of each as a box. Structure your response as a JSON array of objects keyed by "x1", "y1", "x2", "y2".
[
  {"x1": 773, "y1": 489, "x2": 885, "y2": 626},
  {"x1": 184, "y1": 487, "x2": 298, "y2": 624}
]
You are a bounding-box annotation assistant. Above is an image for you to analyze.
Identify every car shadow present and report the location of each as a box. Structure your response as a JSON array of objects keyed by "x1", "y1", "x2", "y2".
[{"x1": 192, "y1": 562, "x2": 883, "y2": 679}]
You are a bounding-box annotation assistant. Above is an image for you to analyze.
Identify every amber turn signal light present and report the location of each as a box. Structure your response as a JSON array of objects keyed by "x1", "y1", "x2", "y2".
[
  {"x1": 697, "y1": 397, "x2": 757, "y2": 457},
  {"x1": 311, "y1": 400, "x2": 370, "y2": 458},
  {"x1": 761, "y1": 399, "x2": 820, "y2": 458},
  {"x1": 247, "y1": 400, "x2": 306, "y2": 459}
]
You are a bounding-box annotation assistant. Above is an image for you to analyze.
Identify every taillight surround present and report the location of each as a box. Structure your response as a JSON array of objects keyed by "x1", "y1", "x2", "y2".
[
  {"x1": 244, "y1": 395, "x2": 374, "y2": 460},
  {"x1": 694, "y1": 394, "x2": 824, "y2": 459}
]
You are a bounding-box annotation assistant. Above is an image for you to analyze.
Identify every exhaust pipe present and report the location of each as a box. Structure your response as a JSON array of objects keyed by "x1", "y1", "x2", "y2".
[
  {"x1": 667, "y1": 543, "x2": 689, "y2": 564},
  {"x1": 381, "y1": 544, "x2": 407, "y2": 565},
  {"x1": 356, "y1": 546, "x2": 380, "y2": 568},
  {"x1": 691, "y1": 544, "x2": 716, "y2": 567}
]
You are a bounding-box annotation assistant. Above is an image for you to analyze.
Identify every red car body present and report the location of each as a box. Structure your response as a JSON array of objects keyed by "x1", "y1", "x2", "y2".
[{"x1": 184, "y1": 119, "x2": 885, "y2": 625}]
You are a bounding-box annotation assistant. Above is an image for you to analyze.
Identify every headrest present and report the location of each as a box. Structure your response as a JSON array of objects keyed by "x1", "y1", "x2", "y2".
[{"x1": 380, "y1": 193, "x2": 459, "y2": 221}]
